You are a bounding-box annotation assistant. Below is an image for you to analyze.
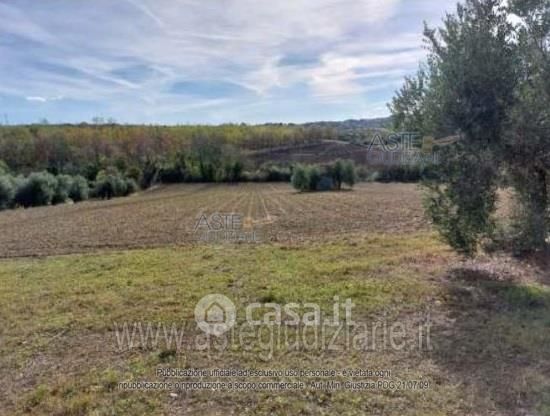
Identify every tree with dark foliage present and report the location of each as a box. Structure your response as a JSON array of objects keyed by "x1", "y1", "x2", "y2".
[{"x1": 391, "y1": 0, "x2": 549, "y2": 255}]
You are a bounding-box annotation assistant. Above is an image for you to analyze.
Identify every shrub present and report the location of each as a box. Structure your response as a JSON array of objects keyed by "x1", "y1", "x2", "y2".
[
  {"x1": 52, "y1": 174, "x2": 73, "y2": 205},
  {"x1": 356, "y1": 166, "x2": 368, "y2": 181},
  {"x1": 367, "y1": 171, "x2": 380, "y2": 182},
  {"x1": 84, "y1": 162, "x2": 102, "y2": 181},
  {"x1": 124, "y1": 178, "x2": 139, "y2": 196},
  {"x1": 126, "y1": 166, "x2": 143, "y2": 184},
  {"x1": 15, "y1": 172, "x2": 57, "y2": 207},
  {"x1": 261, "y1": 164, "x2": 292, "y2": 182},
  {"x1": 0, "y1": 160, "x2": 9, "y2": 175},
  {"x1": 307, "y1": 166, "x2": 322, "y2": 191},
  {"x1": 328, "y1": 160, "x2": 345, "y2": 190},
  {"x1": 292, "y1": 162, "x2": 355, "y2": 192},
  {"x1": 317, "y1": 176, "x2": 334, "y2": 191},
  {"x1": 222, "y1": 160, "x2": 244, "y2": 182},
  {"x1": 94, "y1": 175, "x2": 126, "y2": 199},
  {"x1": 0, "y1": 175, "x2": 15, "y2": 210},
  {"x1": 342, "y1": 160, "x2": 357, "y2": 188},
  {"x1": 93, "y1": 170, "x2": 139, "y2": 199},
  {"x1": 183, "y1": 162, "x2": 202, "y2": 183},
  {"x1": 243, "y1": 170, "x2": 268, "y2": 182},
  {"x1": 94, "y1": 172, "x2": 124, "y2": 199},
  {"x1": 230, "y1": 160, "x2": 244, "y2": 182},
  {"x1": 69, "y1": 175, "x2": 89, "y2": 202},
  {"x1": 291, "y1": 165, "x2": 309, "y2": 191},
  {"x1": 141, "y1": 159, "x2": 161, "y2": 188},
  {"x1": 110, "y1": 175, "x2": 128, "y2": 197}
]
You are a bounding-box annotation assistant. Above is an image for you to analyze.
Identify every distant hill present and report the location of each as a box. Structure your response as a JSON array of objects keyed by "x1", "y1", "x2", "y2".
[
  {"x1": 301, "y1": 117, "x2": 393, "y2": 130},
  {"x1": 301, "y1": 117, "x2": 393, "y2": 143}
]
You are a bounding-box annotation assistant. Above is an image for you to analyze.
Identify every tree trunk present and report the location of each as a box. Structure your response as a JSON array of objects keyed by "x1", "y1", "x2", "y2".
[{"x1": 530, "y1": 167, "x2": 548, "y2": 248}]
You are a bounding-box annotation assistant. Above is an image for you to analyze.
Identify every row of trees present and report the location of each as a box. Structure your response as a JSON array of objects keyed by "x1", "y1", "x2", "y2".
[
  {"x1": 291, "y1": 160, "x2": 357, "y2": 192},
  {"x1": 0, "y1": 124, "x2": 333, "y2": 177},
  {"x1": 390, "y1": 0, "x2": 550, "y2": 255},
  {"x1": 0, "y1": 160, "x2": 357, "y2": 211},
  {"x1": 0, "y1": 172, "x2": 89, "y2": 210},
  {"x1": 0, "y1": 168, "x2": 138, "y2": 211}
]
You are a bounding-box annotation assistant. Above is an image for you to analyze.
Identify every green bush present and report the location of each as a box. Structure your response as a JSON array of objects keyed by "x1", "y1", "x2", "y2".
[
  {"x1": 15, "y1": 172, "x2": 58, "y2": 207},
  {"x1": 328, "y1": 160, "x2": 345, "y2": 190},
  {"x1": 141, "y1": 159, "x2": 161, "y2": 188},
  {"x1": 307, "y1": 166, "x2": 322, "y2": 191},
  {"x1": 124, "y1": 178, "x2": 139, "y2": 196},
  {"x1": 93, "y1": 170, "x2": 139, "y2": 199},
  {"x1": 126, "y1": 166, "x2": 143, "y2": 184},
  {"x1": 242, "y1": 164, "x2": 291, "y2": 183},
  {"x1": 261, "y1": 164, "x2": 292, "y2": 182},
  {"x1": 52, "y1": 174, "x2": 74, "y2": 205},
  {"x1": 356, "y1": 166, "x2": 371, "y2": 182},
  {"x1": 342, "y1": 160, "x2": 357, "y2": 188},
  {"x1": 0, "y1": 175, "x2": 15, "y2": 210},
  {"x1": 69, "y1": 176, "x2": 89, "y2": 202},
  {"x1": 243, "y1": 170, "x2": 268, "y2": 182},
  {"x1": 291, "y1": 161, "x2": 357, "y2": 192},
  {"x1": 93, "y1": 174, "x2": 125, "y2": 199},
  {"x1": 158, "y1": 152, "x2": 189, "y2": 183},
  {"x1": 0, "y1": 170, "x2": 123, "y2": 210},
  {"x1": 291, "y1": 165, "x2": 309, "y2": 191},
  {"x1": 0, "y1": 160, "x2": 9, "y2": 175}
]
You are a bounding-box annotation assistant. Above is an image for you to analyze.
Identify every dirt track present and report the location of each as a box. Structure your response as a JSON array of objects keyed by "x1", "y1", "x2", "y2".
[{"x1": 0, "y1": 183, "x2": 428, "y2": 258}]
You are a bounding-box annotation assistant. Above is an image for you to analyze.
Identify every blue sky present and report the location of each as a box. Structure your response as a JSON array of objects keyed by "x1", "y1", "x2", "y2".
[{"x1": 0, "y1": 0, "x2": 458, "y2": 125}]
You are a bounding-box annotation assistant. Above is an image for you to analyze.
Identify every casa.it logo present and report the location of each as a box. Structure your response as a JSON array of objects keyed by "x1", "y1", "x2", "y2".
[{"x1": 194, "y1": 294, "x2": 236, "y2": 336}]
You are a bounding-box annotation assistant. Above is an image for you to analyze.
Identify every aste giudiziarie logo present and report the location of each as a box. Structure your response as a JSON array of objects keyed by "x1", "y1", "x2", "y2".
[{"x1": 193, "y1": 213, "x2": 263, "y2": 243}]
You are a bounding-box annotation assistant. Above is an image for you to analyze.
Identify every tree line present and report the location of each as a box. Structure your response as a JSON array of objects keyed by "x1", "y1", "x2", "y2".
[
  {"x1": 0, "y1": 123, "x2": 339, "y2": 210},
  {"x1": 0, "y1": 124, "x2": 333, "y2": 177}
]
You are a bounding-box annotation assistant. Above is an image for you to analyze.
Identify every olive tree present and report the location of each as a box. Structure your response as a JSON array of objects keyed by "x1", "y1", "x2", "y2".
[{"x1": 391, "y1": 0, "x2": 522, "y2": 255}]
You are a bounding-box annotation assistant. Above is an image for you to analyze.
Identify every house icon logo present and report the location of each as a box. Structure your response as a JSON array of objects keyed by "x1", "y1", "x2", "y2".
[{"x1": 195, "y1": 294, "x2": 236, "y2": 336}]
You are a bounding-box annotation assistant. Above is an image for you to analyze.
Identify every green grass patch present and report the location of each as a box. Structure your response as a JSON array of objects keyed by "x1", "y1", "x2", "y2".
[{"x1": 1, "y1": 233, "x2": 548, "y2": 415}]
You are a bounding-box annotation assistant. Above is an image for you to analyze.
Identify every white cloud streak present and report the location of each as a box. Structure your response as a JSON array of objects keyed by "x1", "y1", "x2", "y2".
[
  {"x1": 0, "y1": 0, "x2": 457, "y2": 123},
  {"x1": 25, "y1": 95, "x2": 63, "y2": 103}
]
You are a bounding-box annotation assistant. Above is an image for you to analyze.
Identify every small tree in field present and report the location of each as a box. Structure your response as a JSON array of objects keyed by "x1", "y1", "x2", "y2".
[
  {"x1": 342, "y1": 160, "x2": 357, "y2": 189},
  {"x1": 53, "y1": 174, "x2": 73, "y2": 205},
  {"x1": 307, "y1": 166, "x2": 322, "y2": 191},
  {"x1": 329, "y1": 160, "x2": 345, "y2": 190},
  {"x1": 291, "y1": 165, "x2": 309, "y2": 191},
  {"x1": 69, "y1": 176, "x2": 90, "y2": 202},
  {"x1": 15, "y1": 172, "x2": 58, "y2": 207},
  {"x1": 0, "y1": 175, "x2": 14, "y2": 210}
]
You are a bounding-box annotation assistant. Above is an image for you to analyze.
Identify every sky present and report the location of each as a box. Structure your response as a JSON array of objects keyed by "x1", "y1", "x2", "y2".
[{"x1": 0, "y1": 0, "x2": 458, "y2": 125}]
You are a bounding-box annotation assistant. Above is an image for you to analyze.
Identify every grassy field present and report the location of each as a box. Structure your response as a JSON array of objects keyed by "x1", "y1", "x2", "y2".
[{"x1": 0, "y1": 184, "x2": 549, "y2": 415}]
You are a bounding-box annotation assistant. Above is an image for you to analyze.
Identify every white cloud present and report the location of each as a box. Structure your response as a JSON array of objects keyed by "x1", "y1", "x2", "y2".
[
  {"x1": 122, "y1": 0, "x2": 166, "y2": 29},
  {"x1": 26, "y1": 96, "x2": 47, "y2": 102},
  {"x1": 0, "y1": 0, "x2": 458, "y2": 122},
  {"x1": 25, "y1": 96, "x2": 63, "y2": 103}
]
